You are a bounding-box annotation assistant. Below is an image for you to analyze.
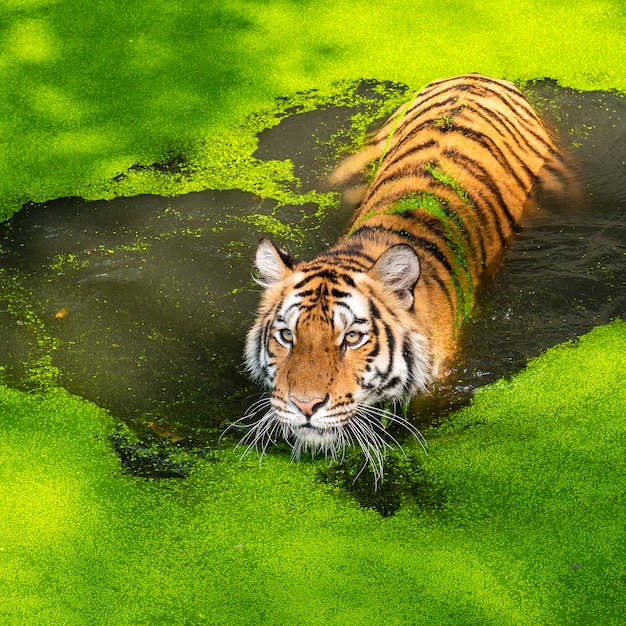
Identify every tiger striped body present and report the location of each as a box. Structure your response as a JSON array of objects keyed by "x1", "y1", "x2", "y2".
[{"x1": 242, "y1": 75, "x2": 565, "y2": 476}]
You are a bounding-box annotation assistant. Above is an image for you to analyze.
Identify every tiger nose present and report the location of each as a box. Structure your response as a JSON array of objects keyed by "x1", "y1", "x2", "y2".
[{"x1": 289, "y1": 394, "x2": 328, "y2": 417}]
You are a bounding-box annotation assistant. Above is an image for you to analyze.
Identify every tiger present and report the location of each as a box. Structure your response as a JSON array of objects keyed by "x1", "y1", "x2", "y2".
[{"x1": 240, "y1": 74, "x2": 569, "y2": 479}]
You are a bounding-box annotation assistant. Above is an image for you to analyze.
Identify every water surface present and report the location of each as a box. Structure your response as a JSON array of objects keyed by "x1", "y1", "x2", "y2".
[{"x1": 0, "y1": 80, "x2": 624, "y2": 444}]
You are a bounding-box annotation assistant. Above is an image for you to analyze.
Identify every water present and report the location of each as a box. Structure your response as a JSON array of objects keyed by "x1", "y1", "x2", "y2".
[
  {"x1": 0, "y1": 190, "x2": 268, "y2": 441},
  {"x1": 0, "y1": 80, "x2": 624, "y2": 444},
  {"x1": 455, "y1": 83, "x2": 626, "y2": 401}
]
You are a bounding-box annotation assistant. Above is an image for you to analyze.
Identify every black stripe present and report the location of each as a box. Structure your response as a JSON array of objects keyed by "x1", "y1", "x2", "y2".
[
  {"x1": 440, "y1": 148, "x2": 489, "y2": 264},
  {"x1": 294, "y1": 269, "x2": 356, "y2": 290},
  {"x1": 470, "y1": 104, "x2": 553, "y2": 161},
  {"x1": 369, "y1": 298, "x2": 382, "y2": 320},
  {"x1": 401, "y1": 80, "x2": 472, "y2": 119},
  {"x1": 262, "y1": 320, "x2": 275, "y2": 360},
  {"x1": 385, "y1": 80, "x2": 550, "y2": 174},
  {"x1": 363, "y1": 163, "x2": 432, "y2": 204},
  {"x1": 363, "y1": 138, "x2": 439, "y2": 197},
  {"x1": 380, "y1": 376, "x2": 402, "y2": 392},
  {"x1": 436, "y1": 134, "x2": 523, "y2": 235},
  {"x1": 537, "y1": 157, "x2": 569, "y2": 187},
  {"x1": 375, "y1": 319, "x2": 396, "y2": 386},
  {"x1": 448, "y1": 121, "x2": 531, "y2": 189},
  {"x1": 402, "y1": 90, "x2": 459, "y2": 126},
  {"x1": 469, "y1": 78, "x2": 540, "y2": 122},
  {"x1": 439, "y1": 78, "x2": 539, "y2": 127},
  {"x1": 366, "y1": 152, "x2": 490, "y2": 266},
  {"x1": 365, "y1": 302, "x2": 381, "y2": 360},
  {"x1": 420, "y1": 272, "x2": 454, "y2": 308},
  {"x1": 376, "y1": 113, "x2": 535, "y2": 203},
  {"x1": 362, "y1": 182, "x2": 482, "y2": 270},
  {"x1": 303, "y1": 261, "x2": 367, "y2": 275},
  {"x1": 365, "y1": 139, "x2": 453, "y2": 202},
  {"x1": 437, "y1": 150, "x2": 515, "y2": 245},
  {"x1": 429, "y1": 188, "x2": 480, "y2": 267},
  {"x1": 390, "y1": 138, "x2": 439, "y2": 165},
  {"x1": 333, "y1": 300, "x2": 355, "y2": 316},
  {"x1": 317, "y1": 247, "x2": 376, "y2": 267},
  {"x1": 402, "y1": 75, "x2": 533, "y2": 132},
  {"x1": 348, "y1": 225, "x2": 452, "y2": 274},
  {"x1": 400, "y1": 336, "x2": 416, "y2": 393},
  {"x1": 381, "y1": 117, "x2": 447, "y2": 164},
  {"x1": 295, "y1": 289, "x2": 314, "y2": 298}
]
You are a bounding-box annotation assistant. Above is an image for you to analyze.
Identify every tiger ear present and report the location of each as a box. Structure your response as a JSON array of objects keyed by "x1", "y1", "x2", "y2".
[
  {"x1": 254, "y1": 238, "x2": 295, "y2": 286},
  {"x1": 369, "y1": 244, "x2": 421, "y2": 307}
]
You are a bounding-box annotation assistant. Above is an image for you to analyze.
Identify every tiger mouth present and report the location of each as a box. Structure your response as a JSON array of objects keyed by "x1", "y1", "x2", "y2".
[
  {"x1": 276, "y1": 403, "x2": 352, "y2": 428},
  {"x1": 296, "y1": 424, "x2": 323, "y2": 434},
  {"x1": 294, "y1": 423, "x2": 343, "y2": 445}
]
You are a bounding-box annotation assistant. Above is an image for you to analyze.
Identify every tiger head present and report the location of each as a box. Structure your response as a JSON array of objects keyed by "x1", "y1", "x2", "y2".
[{"x1": 242, "y1": 238, "x2": 433, "y2": 470}]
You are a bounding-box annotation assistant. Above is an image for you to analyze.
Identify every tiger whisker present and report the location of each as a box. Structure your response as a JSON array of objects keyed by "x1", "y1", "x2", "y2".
[
  {"x1": 360, "y1": 403, "x2": 428, "y2": 452},
  {"x1": 329, "y1": 428, "x2": 345, "y2": 462},
  {"x1": 357, "y1": 407, "x2": 409, "y2": 455},
  {"x1": 256, "y1": 416, "x2": 277, "y2": 448},
  {"x1": 229, "y1": 401, "x2": 426, "y2": 485},
  {"x1": 348, "y1": 415, "x2": 392, "y2": 485},
  {"x1": 234, "y1": 406, "x2": 278, "y2": 461},
  {"x1": 243, "y1": 396, "x2": 274, "y2": 417},
  {"x1": 290, "y1": 435, "x2": 303, "y2": 463},
  {"x1": 334, "y1": 428, "x2": 350, "y2": 464},
  {"x1": 346, "y1": 421, "x2": 376, "y2": 483},
  {"x1": 227, "y1": 392, "x2": 422, "y2": 482},
  {"x1": 220, "y1": 396, "x2": 272, "y2": 437}
]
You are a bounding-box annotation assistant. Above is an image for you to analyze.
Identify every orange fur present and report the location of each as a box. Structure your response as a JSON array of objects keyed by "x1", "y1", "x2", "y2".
[{"x1": 242, "y1": 75, "x2": 571, "y2": 471}]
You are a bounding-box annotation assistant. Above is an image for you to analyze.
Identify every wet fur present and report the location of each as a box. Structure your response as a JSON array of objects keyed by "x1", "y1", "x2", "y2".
[{"x1": 239, "y1": 74, "x2": 569, "y2": 481}]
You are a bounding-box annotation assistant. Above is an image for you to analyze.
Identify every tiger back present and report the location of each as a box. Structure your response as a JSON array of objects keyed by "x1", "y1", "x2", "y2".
[{"x1": 242, "y1": 74, "x2": 568, "y2": 477}]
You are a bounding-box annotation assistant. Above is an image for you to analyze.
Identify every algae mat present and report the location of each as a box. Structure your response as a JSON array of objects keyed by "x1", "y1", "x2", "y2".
[
  {"x1": 3, "y1": 0, "x2": 626, "y2": 216},
  {"x1": 1, "y1": 321, "x2": 625, "y2": 624},
  {"x1": 2, "y1": 0, "x2": 626, "y2": 623}
]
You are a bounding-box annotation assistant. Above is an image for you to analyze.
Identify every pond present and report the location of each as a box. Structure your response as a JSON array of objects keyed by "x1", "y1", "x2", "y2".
[{"x1": 0, "y1": 80, "x2": 624, "y2": 456}]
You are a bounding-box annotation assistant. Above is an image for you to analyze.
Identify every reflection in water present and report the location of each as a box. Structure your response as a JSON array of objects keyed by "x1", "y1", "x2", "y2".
[{"x1": 0, "y1": 81, "x2": 624, "y2": 445}]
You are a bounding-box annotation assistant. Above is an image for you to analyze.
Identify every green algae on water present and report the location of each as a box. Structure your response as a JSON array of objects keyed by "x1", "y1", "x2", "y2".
[
  {"x1": 2, "y1": 322, "x2": 626, "y2": 624},
  {"x1": 4, "y1": 0, "x2": 626, "y2": 220}
]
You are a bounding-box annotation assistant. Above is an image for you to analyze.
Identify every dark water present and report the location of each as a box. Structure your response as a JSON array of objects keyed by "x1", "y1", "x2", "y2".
[
  {"x1": 456, "y1": 82, "x2": 626, "y2": 403},
  {"x1": 0, "y1": 80, "x2": 624, "y2": 444}
]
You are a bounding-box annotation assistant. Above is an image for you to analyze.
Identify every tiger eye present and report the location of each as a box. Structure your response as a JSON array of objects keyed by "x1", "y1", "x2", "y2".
[
  {"x1": 344, "y1": 330, "x2": 363, "y2": 345},
  {"x1": 278, "y1": 328, "x2": 294, "y2": 343}
]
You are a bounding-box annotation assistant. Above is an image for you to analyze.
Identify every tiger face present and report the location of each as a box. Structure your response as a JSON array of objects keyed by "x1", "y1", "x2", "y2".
[{"x1": 243, "y1": 238, "x2": 432, "y2": 466}]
